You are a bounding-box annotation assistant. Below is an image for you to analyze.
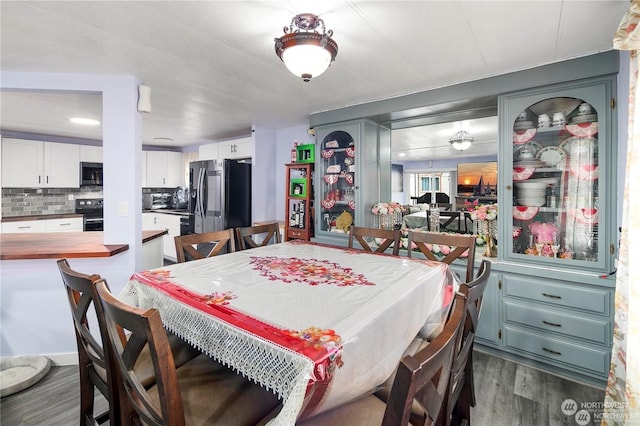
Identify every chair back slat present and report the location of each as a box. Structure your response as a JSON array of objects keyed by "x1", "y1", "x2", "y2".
[
  {"x1": 174, "y1": 229, "x2": 235, "y2": 263},
  {"x1": 235, "y1": 223, "x2": 281, "y2": 250},
  {"x1": 383, "y1": 292, "x2": 467, "y2": 426},
  {"x1": 407, "y1": 231, "x2": 477, "y2": 282},
  {"x1": 348, "y1": 226, "x2": 401, "y2": 256}
]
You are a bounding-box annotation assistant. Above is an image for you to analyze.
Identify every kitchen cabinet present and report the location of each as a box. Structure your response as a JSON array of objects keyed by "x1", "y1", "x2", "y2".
[
  {"x1": 472, "y1": 76, "x2": 617, "y2": 387},
  {"x1": 2, "y1": 217, "x2": 83, "y2": 233},
  {"x1": 1, "y1": 138, "x2": 80, "y2": 188},
  {"x1": 218, "y1": 137, "x2": 251, "y2": 159},
  {"x1": 142, "y1": 212, "x2": 181, "y2": 261},
  {"x1": 79, "y1": 145, "x2": 102, "y2": 162},
  {"x1": 284, "y1": 163, "x2": 314, "y2": 241},
  {"x1": 198, "y1": 137, "x2": 252, "y2": 161},
  {"x1": 312, "y1": 120, "x2": 391, "y2": 245},
  {"x1": 144, "y1": 151, "x2": 183, "y2": 188}
]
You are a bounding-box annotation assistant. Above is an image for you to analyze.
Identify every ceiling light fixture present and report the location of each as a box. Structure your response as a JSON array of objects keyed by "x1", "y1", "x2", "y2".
[
  {"x1": 274, "y1": 13, "x2": 338, "y2": 82},
  {"x1": 70, "y1": 117, "x2": 100, "y2": 126},
  {"x1": 449, "y1": 130, "x2": 474, "y2": 151}
]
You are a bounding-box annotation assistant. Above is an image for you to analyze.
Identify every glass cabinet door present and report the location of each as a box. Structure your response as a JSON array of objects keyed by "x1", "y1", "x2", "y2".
[
  {"x1": 499, "y1": 78, "x2": 615, "y2": 273},
  {"x1": 317, "y1": 130, "x2": 356, "y2": 234}
]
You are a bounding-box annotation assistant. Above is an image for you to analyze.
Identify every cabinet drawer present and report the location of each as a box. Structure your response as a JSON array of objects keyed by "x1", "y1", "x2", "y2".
[
  {"x1": 503, "y1": 326, "x2": 610, "y2": 376},
  {"x1": 504, "y1": 301, "x2": 610, "y2": 345},
  {"x1": 287, "y1": 228, "x2": 308, "y2": 240},
  {"x1": 503, "y1": 275, "x2": 610, "y2": 315},
  {"x1": 2, "y1": 220, "x2": 47, "y2": 233},
  {"x1": 45, "y1": 218, "x2": 83, "y2": 232}
]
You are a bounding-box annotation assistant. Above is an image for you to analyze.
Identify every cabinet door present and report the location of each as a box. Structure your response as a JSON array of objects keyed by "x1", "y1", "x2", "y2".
[
  {"x1": 1, "y1": 220, "x2": 47, "y2": 233},
  {"x1": 199, "y1": 143, "x2": 218, "y2": 161},
  {"x1": 475, "y1": 272, "x2": 500, "y2": 346},
  {"x1": 166, "y1": 152, "x2": 184, "y2": 187},
  {"x1": 145, "y1": 151, "x2": 168, "y2": 187},
  {"x1": 154, "y1": 213, "x2": 180, "y2": 260},
  {"x1": 141, "y1": 212, "x2": 157, "y2": 230},
  {"x1": 79, "y1": 145, "x2": 102, "y2": 162},
  {"x1": 499, "y1": 77, "x2": 615, "y2": 274},
  {"x1": 1, "y1": 138, "x2": 43, "y2": 187},
  {"x1": 44, "y1": 142, "x2": 80, "y2": 188},
  {"x1": 218, "y1": 138, "x2": 252, "y2": 160}
]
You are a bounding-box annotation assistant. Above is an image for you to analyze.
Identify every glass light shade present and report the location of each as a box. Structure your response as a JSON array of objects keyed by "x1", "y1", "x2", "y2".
[
  {"x1": 282, "y1": 45, "x2": 332, "y2": 81},
  {"x1": 450, "y1": 140, "x2": 472, "y2": 151}
]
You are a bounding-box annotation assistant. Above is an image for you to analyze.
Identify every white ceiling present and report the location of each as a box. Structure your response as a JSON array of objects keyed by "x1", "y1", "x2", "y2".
[{"x1": 0, "y1": 1, "x2": 628, "y2": 161}]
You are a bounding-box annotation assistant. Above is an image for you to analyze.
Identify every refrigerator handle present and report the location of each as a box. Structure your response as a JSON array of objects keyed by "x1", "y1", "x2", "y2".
[{"x1": 199, "y1": 167, "x2": 206, "y2": 221}]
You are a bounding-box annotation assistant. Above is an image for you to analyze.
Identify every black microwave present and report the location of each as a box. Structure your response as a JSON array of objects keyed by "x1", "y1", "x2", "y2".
[{"x1": 80, "y1": 162, "x2": 103, "y2": 186}]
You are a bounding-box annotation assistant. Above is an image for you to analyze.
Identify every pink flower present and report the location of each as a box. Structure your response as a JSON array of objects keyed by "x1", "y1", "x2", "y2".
[{"x1": 441, "y1": 245, "x2": 451, "y2": 255}]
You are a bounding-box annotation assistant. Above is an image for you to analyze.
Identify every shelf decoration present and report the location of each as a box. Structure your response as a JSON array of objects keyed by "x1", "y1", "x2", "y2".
[
  {"x1": 296, "y1": 144, "x2": 315, "y2": 163},
  {"x1": 465, "y1": 201, "x2": 498, "y2": 256}
]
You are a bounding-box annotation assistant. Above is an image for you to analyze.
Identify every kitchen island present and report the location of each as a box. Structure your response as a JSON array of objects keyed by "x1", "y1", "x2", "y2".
[
  {"x1": 0, "y1": 229, "x2": 166, "y2": 260},
  {"x1": 0, "y1": 229, "x2": 168, "y2": 361}
]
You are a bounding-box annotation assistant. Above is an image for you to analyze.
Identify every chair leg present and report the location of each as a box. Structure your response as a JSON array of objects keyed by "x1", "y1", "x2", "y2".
[
  {"x1": 467, "y1": 351, "x2": 477, "y2": 407},
  {"x1": 452, "y1": 379, "x2": 473, "y2": 425},
  {"x1": 78, "y1": 363, "x2": 95, "y2": 425}
]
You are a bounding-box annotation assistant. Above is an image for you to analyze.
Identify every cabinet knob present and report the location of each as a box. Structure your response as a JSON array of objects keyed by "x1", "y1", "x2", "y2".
[{"x1": 506, "y1": 185, "x2": 512, "y2": 191}]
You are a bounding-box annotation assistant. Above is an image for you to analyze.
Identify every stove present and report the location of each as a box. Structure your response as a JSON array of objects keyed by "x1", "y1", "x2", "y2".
[{"x1": 75, "y1": 198, "x2": 104, "y2": 231}]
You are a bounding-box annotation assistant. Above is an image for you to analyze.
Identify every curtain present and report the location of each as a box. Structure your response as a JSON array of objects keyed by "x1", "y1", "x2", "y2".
[{"x1": 603, "y1": 3, "x2": 640, "y2": 424}]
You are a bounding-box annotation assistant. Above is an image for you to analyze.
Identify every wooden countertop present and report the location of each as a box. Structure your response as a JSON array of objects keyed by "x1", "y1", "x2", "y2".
[
  {"x1": 2, "y1": 213, "x2": 83, "y2": 222},
  {"x1": 0, "y1": 230, "x2": 167, "y2": 260}
]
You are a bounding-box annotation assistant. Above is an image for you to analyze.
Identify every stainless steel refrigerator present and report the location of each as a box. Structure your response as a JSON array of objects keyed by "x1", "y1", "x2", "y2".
[{"x1": 189, "y1": 159, "x2": 251, "y2": 234}]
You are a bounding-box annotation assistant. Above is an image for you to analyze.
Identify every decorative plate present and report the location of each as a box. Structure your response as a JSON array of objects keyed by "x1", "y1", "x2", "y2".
[
  {"x1": 325, "y1": 140, "x2": 339, "y2": 148},
  {"x1": 566, "y1": 122, "x2": 598, "y2": 137},
  {"x1": 569, "y1": 163, "x2": 599, "y2": 180},
  {"x1": 513, "y1": 166, "x2": 536, "y2": 181},
  {"x1": 321, "y1": 150, "x2": 335, "y2": 159},
  {"x1": 512, "y1": 206, "x2": 539, "y2": 221},
  {"x1": 536, "y1": 146, "x2": 566, "y2": 168},
  {"x1": 321, "y1": 199, "x2": 336, "y2": 209},
  {"x1": 513, "y1": 141, "x2": 543, "y2": 161},
  {"x1": 345, "y1": 174, "x2": 354, "y2": 184},
  {"x1": 559, "y1": 136, "x2": 597, "y2": 156},
  {"x1": 568, "y1": 208, "x2": 599, "y2": 224},
  {"x1": 513, "y1": 128, "x2": 537, "y2": 144},
  {"x1": 345, "y1": 147, "x2": 355, "y2": 158},
  {"x1": 348, "y1": 200, "x2": 356, "y2": 210},
  {"x1": 324, "y1": 174, "x2": 339, "y2": 185}
]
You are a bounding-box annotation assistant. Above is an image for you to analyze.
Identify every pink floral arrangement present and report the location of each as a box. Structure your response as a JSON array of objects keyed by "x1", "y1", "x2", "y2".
[
  {"x1": 465, "y1": 200, "x2": 497, "y2": 221},
  {"x1": 395, "y1": 230, "x2": 469, "y2": 258},
  {"x1": 371, "y1": 202, "x2": 405, "y2": 216}
]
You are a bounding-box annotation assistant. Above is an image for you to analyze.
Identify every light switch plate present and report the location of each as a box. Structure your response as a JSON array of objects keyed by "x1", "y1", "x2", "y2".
[{"x1": 118, "y1": 201, "x2": 129, "y2": 217}]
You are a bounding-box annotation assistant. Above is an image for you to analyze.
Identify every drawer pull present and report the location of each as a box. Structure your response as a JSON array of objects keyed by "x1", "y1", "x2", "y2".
[
  {"x1": 18, "y1": 226, "x2": 31, "y2": 229},
  {"x1": 542, "y1": 293, "x2": 562, "y2": 299},
  {"x1": 542, "y1": 320, "x2": 562, "y2": 327},
  {"x1": 60, "y1": 223, "x2": 71, "y2": 226},
  {"x1": 542, "y1": 347, "x2": 562, "y2": 356}
]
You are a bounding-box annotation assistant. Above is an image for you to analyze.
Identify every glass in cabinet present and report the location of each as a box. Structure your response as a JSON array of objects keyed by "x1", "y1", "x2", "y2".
[{"x1": 499, "y1": 78, "x2": 616, "y2": 273}]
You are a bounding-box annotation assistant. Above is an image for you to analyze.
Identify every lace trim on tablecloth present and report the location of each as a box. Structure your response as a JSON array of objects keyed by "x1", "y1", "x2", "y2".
[{"x1": 120, "y1": 282, "x2": 313, "y2": 426}]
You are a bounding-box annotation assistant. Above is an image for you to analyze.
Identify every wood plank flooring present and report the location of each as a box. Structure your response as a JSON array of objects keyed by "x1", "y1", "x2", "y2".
[{"x1": 1, "y1": 351, "x2": 604, "y2": 425}]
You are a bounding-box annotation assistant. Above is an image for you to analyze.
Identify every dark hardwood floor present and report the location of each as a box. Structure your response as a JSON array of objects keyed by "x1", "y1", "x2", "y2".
[{"x1": 1, "y1": 351, "x2": 604, "y2": 425}]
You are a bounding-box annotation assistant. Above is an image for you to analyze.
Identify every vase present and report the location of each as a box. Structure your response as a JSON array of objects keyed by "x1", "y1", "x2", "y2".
[{"x1": 377, "y1": 211, "x2": 402, "y2": 230}]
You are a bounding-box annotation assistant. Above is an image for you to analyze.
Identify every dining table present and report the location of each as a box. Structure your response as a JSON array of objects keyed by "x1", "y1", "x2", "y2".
[{"x1": 120, "y1": 240, "x2": 459, "y2": 425}]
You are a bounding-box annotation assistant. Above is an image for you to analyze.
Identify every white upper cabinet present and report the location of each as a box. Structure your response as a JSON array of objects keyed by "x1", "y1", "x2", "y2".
[
  {"x1": 1, "y1": 138, "x2": 79, "y2": 188},
  {"x1": 145, "y1": 151, "x2": 184, "y2": 187},
  {"x1": 199, "y1": 137, "x2": 252, "y2": 161},
  {"x1": 218, "y1": 137, "x2": 252, "y2": 159},
  {"x1": 79, "y1": 145, "x2": 103, "y2": 162}
]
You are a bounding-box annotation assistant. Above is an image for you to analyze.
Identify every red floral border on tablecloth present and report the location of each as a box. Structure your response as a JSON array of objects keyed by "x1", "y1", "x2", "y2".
[{"x1": 250, "y1": 256, "x2": 375, "y2": 286}]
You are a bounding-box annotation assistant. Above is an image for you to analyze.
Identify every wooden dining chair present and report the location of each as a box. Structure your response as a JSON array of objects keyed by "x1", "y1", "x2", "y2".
[
  {"x1": 235, "y1": 222, "x2": 282, "y2": 250},
  {"x1": 58, "y1": 259, "x2": 202, "y2": 425},
  {"x1": 57, "y1": 258, "x2": 117, "y2": 425},
  {"x1": 445, "y1": 259, "x2": 492, "y2": 426},
  {"x1": 94, "y1": 279, "x2": 281, "y2": 426},
  {"x1": 407, "y1": 231, "x2": 477, "y2": 283},
  {"x1": 348, "y1": 226, "x2": 401, "y2": 256},
  {"x1": 298, "y1": 292, "x2": 467, "y2": 426},
  {"x1": 174, "y1": 229, "x2": 235, "y2": 263}
]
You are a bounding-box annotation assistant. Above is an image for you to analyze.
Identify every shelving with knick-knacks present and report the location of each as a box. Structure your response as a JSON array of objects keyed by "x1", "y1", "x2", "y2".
[{"x1": 284, "y1": 163, "x2": 314, "y2": 241}]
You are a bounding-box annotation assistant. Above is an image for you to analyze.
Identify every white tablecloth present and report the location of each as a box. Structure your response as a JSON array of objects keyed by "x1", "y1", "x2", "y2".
[{"x1": 120, "y1": 240, "x2": 457, "y2": 425}]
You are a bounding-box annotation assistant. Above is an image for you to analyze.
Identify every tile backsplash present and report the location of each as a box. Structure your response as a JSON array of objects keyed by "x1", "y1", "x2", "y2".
[{"x1": 2, "y1": 187, "x2": 103, "y2": 217}]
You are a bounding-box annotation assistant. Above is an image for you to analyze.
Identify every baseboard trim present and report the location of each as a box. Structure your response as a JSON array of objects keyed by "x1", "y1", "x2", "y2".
[{"x1": 46, "y1": 353, "x2": 78, "y2": 366}]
